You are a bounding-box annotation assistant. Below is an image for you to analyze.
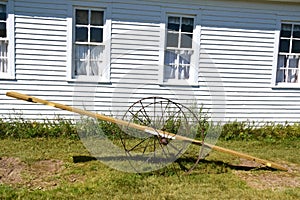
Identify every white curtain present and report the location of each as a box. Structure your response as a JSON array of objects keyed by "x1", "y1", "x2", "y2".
[
  {"x1": 276, "y1": 55, "x2": 286, "y2": 83},
  {"x1": 168, "y1": 17, "x2": 180, "y2": 28},
  {"x1": 288, "y1": 57, "x2": 299, "y2": 83},
  {"x1": 75, "y1": 45, "x2": 88, "y2": 75},
  {"x1": 182, "y1": 18, "x2": 194, "y2": 27},
  {"x1": 277, "y1": 55, "x2": 299, "y2": 83},
  {"x1": 164, "y1": 50, "x2": 192, "y2": 80},
  {"x1": 90, "y1": 46, "x2": 104, "y2": 76},
  {"x1": 178, "y1": 52, "x2": 191, "y2": 79},
  {"x1": 75, "y1": 45, "x2": 104, "y2": 76},
  {"x1": 0, "y1": 40, "x2": 7, "y2": 73},
  {"x1": 164, "y1": 51, "x2": 176, "y2": 79}
]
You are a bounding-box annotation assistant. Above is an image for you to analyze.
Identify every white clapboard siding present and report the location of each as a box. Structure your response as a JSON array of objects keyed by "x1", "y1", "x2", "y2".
[
  {"x1": 110, "y1": 2, "x2": 161, "y2": 86},
  {"x1": 198, "y1": 2, "x2": 280, "y2": 122},
  {"x1": 1, "y1": 0, "x2": 300, "y2": 124}
]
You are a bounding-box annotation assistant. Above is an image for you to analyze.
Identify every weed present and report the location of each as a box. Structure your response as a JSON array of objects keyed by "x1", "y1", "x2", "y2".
[
  {"x1": 0, "y1": 116, "x2": 78, "y2": 139},
  {"x1": 220, "y1": 120, "x2": 300, "y2": 141},
  {"x1": 1, "y1": 109, "x2": 300, "y2": 142}
]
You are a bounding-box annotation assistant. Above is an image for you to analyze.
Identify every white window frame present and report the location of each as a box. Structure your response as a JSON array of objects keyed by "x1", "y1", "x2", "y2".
[
  {"x1": 0, "y1": 0, "x2": 15, "y2": 80},
  {"x1": 273, "y1": 19, "x2": 300, "y2": 88},
  {"x1": 67, "y1": 2, "x2": 111, "y2": 83},
  {"x1": 159, "y1": 9, "x2": 201, "y2": 86}
]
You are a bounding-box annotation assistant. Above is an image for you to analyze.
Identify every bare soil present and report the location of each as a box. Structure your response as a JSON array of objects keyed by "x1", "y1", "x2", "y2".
[
  {"x1": 0, "y1": 157, "x2": 64, "y2": 190},
  {"x1": 234, "y1": 158, "x2": 300, "y2": 190}
]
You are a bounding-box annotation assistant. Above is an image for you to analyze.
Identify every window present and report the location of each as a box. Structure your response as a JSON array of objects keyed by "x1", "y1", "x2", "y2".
[
  {"x1": 72, "y1": 8, "x2": 108, "y2": 81},
  {"x1": 276, "y1": 23, "x2": 300, "y2": 84},
  {"x1": 0, "y1": 3, "x2": 8, "y2": 77},
  {"x1": 163, "y1": 15, "x2": 198, "y2": 84}
]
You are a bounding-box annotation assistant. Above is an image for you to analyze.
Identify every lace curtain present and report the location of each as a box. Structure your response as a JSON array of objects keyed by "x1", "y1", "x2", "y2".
[
  {"x1": 277, "y1": 55, "x2": 299, "y2": 83},
  {"x1": 75, "y1": 45, "x2": 104, "y2": 76},
  {"x1": 0, "y1": 40, "x2": 7, "y2": 73},
  {"x1": 164, "y1": 50, "x2": 191, "y2": 80}
]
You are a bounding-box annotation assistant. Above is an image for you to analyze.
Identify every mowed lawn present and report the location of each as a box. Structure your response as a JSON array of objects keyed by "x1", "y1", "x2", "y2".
[{"x1": 0, "y1": 138, "x2": 299, "y2": 199}]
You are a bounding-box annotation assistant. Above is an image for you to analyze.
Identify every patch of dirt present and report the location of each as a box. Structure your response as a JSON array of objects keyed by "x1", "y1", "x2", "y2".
[
  {"x1": 0, "y1": 157, "x2": 26, "y2": 185},
  {"x1": 0, "y1": 157, "x2": 65, "y2": 190},
  {"x1": 234, "y1": 159, "x2": 300, "y2": 190}
]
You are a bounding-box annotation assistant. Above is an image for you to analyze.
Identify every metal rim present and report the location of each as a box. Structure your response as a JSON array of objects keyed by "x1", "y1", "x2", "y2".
[{"x1": 120, "y1": 97, "x2": 205, "y2": 173}]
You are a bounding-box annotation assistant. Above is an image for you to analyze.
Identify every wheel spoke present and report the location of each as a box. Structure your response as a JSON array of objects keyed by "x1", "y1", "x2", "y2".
[{"x1": 120, "y1": 97, "x2": 202, "y2": 173}]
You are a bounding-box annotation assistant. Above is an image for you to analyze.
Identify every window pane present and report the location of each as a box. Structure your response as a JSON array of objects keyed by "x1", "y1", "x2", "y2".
[
  {"x1": 178, "y1": 66, "x2": 190, "y2": 79},
  {"x1": 179, "y1": 53, "x2": 191, "y2": 65},
  {"x1": 276, "y1": 69, "x2": 285, "y2": 83},
  {"x1": 288, "y1": 68, "x2": 298, "y2": 83},
  {"x1": 90, "y1": 28, "x2": 103, "y2": 43},
  {"x1": 164, "y1": 65, "x2": 176, "y2": 79},
  {"x1": 90, "y1": 61, "x2": 99, "y2": 76},
  {"x1": 75, "y1": 61, "x2": 87, "y2": 75},
  {"x1": 178, "y1": 54, "x2": 191, "y2": 79},
  {"x1": 181, "y1": 17, "x2": 194, "y2": 33},
  {"x1": 0, "y1": 5, "x2": 6, "y2": 20},
  {"x1": 293, "y1": 25, "x2": 300, "y2": 38},
  {"x1": 0, "y1": 13, "x2": 7, "y2": 21},
  {"x1": 76, "y1": 10, "x2": 88, "y2": 25},
  {"x1": 277, "y1": 55, "x2": 287, "y2": 68},
  {"x1": 0, "y1": 40, "x2": 7, "y2": 73},
  {"x1": 76, "y1": 27, "x2": 88, "y2": 42},
  {"x1": 0, "y1": 12, "x2": 6, "y2": 21},
  {"x1": 288, "y1": 57, "x2": 299, "y2": 68},
  {"x1": 164, "y1": 50, "x2": 176, "y2": 65},
  {"x1": 75, "y1": 45, "x2": 89, "y2": 75},
  {"x1": 168, "y1": 17, "x2": 180, "y2": 31},
  {"x1": 181, "y1": 34, "x2": 193, "y2": 48},
  {"x1": 281, "y1": 24, "x2": 292, "y2": 38},
  {"x1": 0, "y1": 5, "x2": 5, "y2": 12},
  {"x1": 164, "y1": 50, "x2": 176, "y2": 79},
  {"x1": 0, "y1": 22, "x2": 6, "y2": 37},
  {"x1": 91, "y1": 11, "x2": 104, "y2": 26},
  {"x1": 279, "y1": 39, "x2": 290, "y2": 53},
  {"x1": 90, "y1": 45, "x2": 104, "y2": 61},
  {"x1": 292, "y1": 40, "x2": 300, "y2": 53},
  {"x1": 75, "y1": 45, "x2": 89, "y2": 60},
  {"x1": 167, "y1": 33, "x2": 179, "y2": 47}
]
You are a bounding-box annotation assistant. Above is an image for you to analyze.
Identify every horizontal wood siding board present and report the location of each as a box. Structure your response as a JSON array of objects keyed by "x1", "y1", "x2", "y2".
[
  {"x1": 201, "y1": 30, "x2": 274, "y2": 39},
  {"x1": 201, "y1": 39, "x2": 275, "y2": 48},
  {"x1": 15, "y1": 16, "x2": 66, "y2": 23},
  {"x1": 111, "y1": 49, "x2": 160, "y2": 56},
  {"x1": 15, "y1": 0, "x2": 67, "y2": 17},
  {"x1": 111, "y1": 44, "x2": 158, "y2": 51},
  {"x1": 201, "y1": 34, "x2": 275, "y2": 43},
  {"x1": 201, "y1": 44, "x2": 274, "y2": 53},
  {"x1": 15, "y1": 33, "x2": 67, "y2": 41},
  {"x1": 112, "y1": 23, "x2": 160, "y2": 32},
  {"x1": 16, "y1": 49, "x2": 67, "y2": 56},
  {"x1": 15, "y1": 44, "x2": 67, "y2": 51}
]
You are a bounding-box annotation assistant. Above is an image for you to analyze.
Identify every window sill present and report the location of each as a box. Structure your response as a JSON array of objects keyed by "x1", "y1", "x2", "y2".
[
  {"x1": 0, "y1": 74, "x2": 16, "y2": 80},
  {"x1": 160, "y1": 79, "x2": 199, "y2": 87},
  {"x1": 67, "y1": 76, "x2": 111, "y2": 84},
  {"x1": 273, "y1": 83, "x2": 300, "y2": 89}
]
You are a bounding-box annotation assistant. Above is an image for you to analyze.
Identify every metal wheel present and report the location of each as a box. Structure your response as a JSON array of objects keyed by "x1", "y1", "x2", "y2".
[{"x1": 120, "y1": 97, "x2": 204, "y2": 173}]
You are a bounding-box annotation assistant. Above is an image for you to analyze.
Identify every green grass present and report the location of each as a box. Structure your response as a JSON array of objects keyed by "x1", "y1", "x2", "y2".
[{"x1": 0, "y1": 138, "x2": 299, "y2": 199}]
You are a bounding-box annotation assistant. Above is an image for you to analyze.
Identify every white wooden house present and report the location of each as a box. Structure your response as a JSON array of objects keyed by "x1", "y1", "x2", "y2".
[{"x1": 1, "y1": 0, "x2": 300, "y2": 123}]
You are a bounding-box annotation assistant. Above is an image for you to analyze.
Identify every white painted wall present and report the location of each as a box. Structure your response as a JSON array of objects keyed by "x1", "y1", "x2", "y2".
[{"x1": 0, "y1": 0, "x2": 300, "y2": 123}]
